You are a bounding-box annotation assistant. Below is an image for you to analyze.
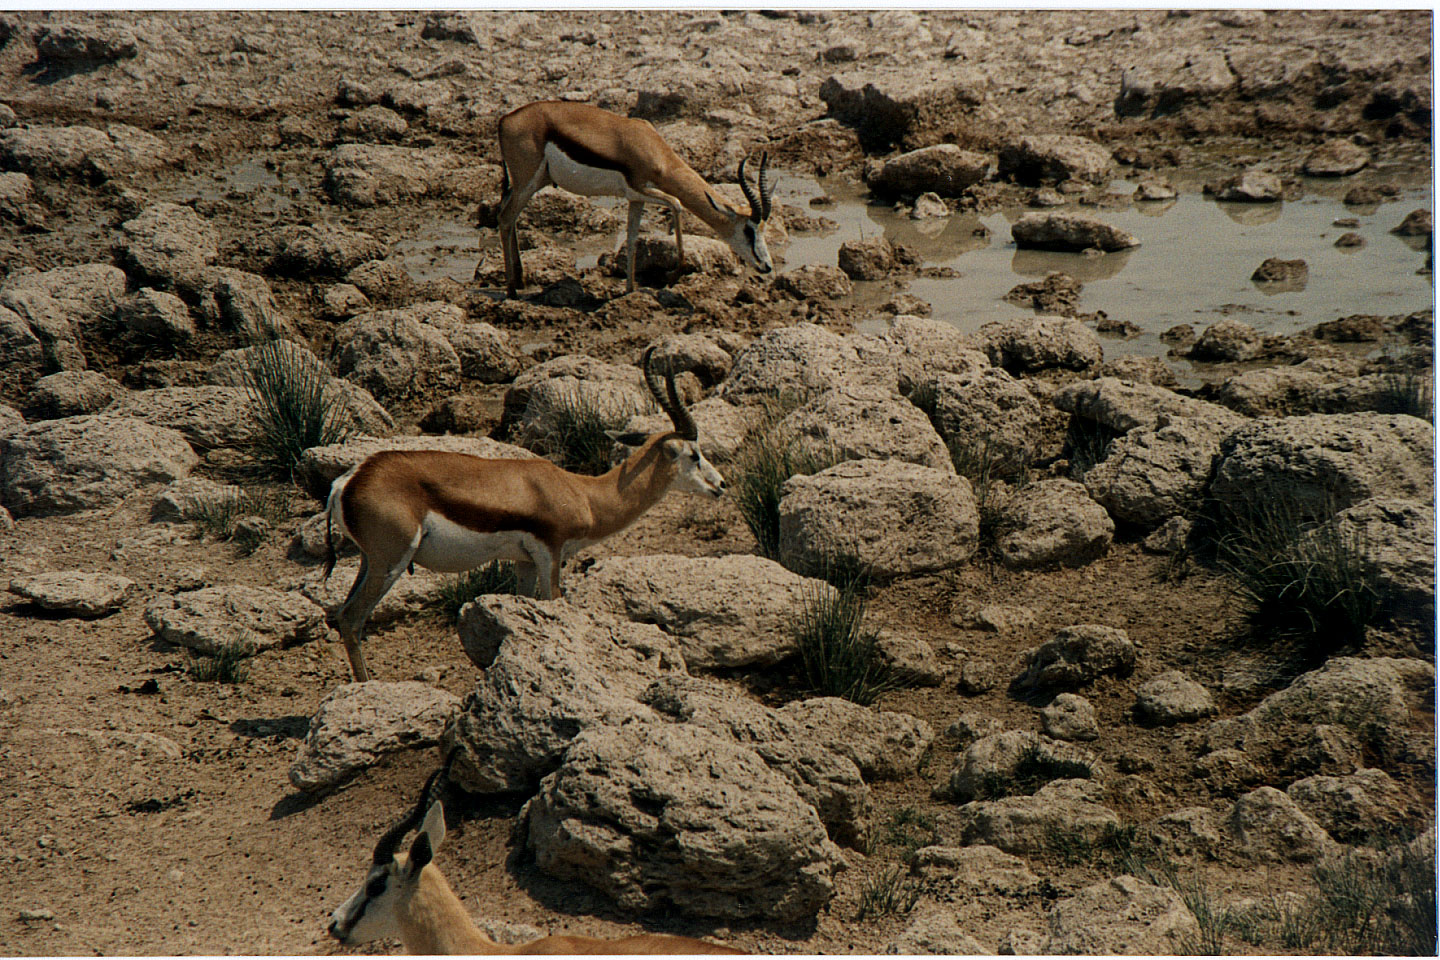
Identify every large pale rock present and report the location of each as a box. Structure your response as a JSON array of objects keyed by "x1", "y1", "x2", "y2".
[
  {"x1": 848, "y1": 314, "x2": 989, "y2": 394},
  {"x1": 641, "y1": 675, "x2": 871, "y2": 846},
  {"x1": 1209, "y1": 413, "x2": 1433, "y2": 520},
  {"x1": 294, "y1": 434, "x2": 535, "y2": 500},
  {"x1": 910, "y1": 844, "x2": 1041, "y2": 894},
  {"x1": 719, "y1": 323, "x2": 862, "y2": 401},
  {"x1": 1041, "y1": 693, "x2": 1100, "y2": 741},
  {"x1": 1227, "y1": 786, "x2": 1340, "y2": 863},
  {"x1": 22, "y1": 370, "x2": 126, "y2": 420},
  {"x1": 1285, "y1": 769, "x2": 1410, "y2": 844},
  {"x1": 955, "y1": 779, "x2": 1119, "y2": 855},
  {"x1": 869, "y1": 144, "x2": 990, "y2": 197},
  {"x1": 107, "y1": 386, "x2": 256, "y2": 451},
  {"x1": 0, "y1": 415, "x2": 198, "y2": 517},
  {"x1": 778, "y1": 459, "x2": 978, "y2": 578},
  {"x1": 942, "y1": 730, "x2": 1101, "y2": 802},
  {"x1": 288, "y1": 681, "x2": 461, "y2": 793},
  {"x1": 116, "y1": 202, "x2": 220, "y2": 294},
  {"x1": 0, "y1": 122, "x2": 166, "y2": 179},
  {"x1": 773, "y1": 264, "x2": 853, "y2": 301},
  {"x1": 144, "y1": 585, "x2": 329, "y2": 655},
  {"x1": 1204, "y1": 657, "x2": 1434, "y2": 779},
  {"x1": 323, "y1": 143, "x2": 491, "y2": 207},
  {"x1": 1082, "y1": 416, "x2": 1235, "y2": 528},
  {"x1": 445, "y1": 596, "x2": 686, "y2": 794},
  {"x1": 1135, "y1": 671, "x2": 1217, "y2": 725},
  {"x1": 998, "y1": 134, "x2": 1113, "y2": 184},
  {"x1": 523, "y1": 722, "x2": 843, "y2": 920},
  {"x1": 8, "y1": 571, "x2": 135, "y2": 618},
  {"x1": 883, "y1": 913, "x2": 989, "y2": 955},
  {"x1": 997, "y1": 478, "x2": 1114, "y2": 570},
  {"x1": 565, "y1": 554, "x2": 824, "y2": 669},
  {"x1": 1042, "y1": 875, "x2": 1200, "y2": 955},
  {"x1": 838, "y1": 236, "x2": 906, "y2": 281},
  {"x1": 331, "y1": 303, "x2": 463, "y2": 402},
  {"x1": 777, "y1": 385, "x2": 953, "y2": 472},
  {"x1": 1208, "y1": 168, "x2": 1283, "y2": 202},
  {"x1": 778, "y1": 697, "x2": 934, "y2": 782},
  {"x1": 1054, "y1": 377, "x2": 1242, "y2": 434},
  {"x1": 0, "y1": 263, "x2": 127, "y2": 379},
  {"x1": 615, "y1": 234, "x2": 741, "y2": 282},
  {"x1": 33, "y1": 22, "x2": 138, "y2": 63},
  {"x1": 501, "y1": 354, "x2": 648, "y2": 436},
  {"x1": 979, "y1": 315, "x2": 1103, "y2": 373},
  {"x1": 1188, "y1": 318, "x2": 1264, "y2": 362},
  {"x1": 117, "y1": 288, "x2": 195, "y2": 343},
  {"x1": 923, "y1": 366, "x2": 1047, "y2": 476},
  {"x1": 820, "y1": 68, "x2": 986, "y2": 147},
  {"x1": 196, "y1": 267, "x2": 294, "y2": 337},
  {"x1": 1011, "y1": 212, "x2": 1138, "y2": 252},
  {"x1": 1140, "y1": 807, "x2": 1225, "y2": 860},
  {"x1": 1011, "y1": 624, "x2": 1136, "y2": 695},
  {"x1": 1302, "y1": 139, "x2": 1370, "y2": 177},
  {"x1": 1303, "y1": 498, "x2": 1435, "y2": 621}
]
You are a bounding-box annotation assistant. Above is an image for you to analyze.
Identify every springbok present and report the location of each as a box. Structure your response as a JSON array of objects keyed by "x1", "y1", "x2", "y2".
[
  {"x1": 489, "y1": 99, "x2": 775, "y2": 297},
  {"x1": 329, "y1": 763, "x2": 744, "y2": 955},
  {"x1": 322, "y1": 345, "x2": 725, "y2": 681}
]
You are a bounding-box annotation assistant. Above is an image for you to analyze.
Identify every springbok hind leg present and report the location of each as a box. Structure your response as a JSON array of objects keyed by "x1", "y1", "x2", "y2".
[{"x1": 335, "y1": 541, "x2": 419, "y2": 681}]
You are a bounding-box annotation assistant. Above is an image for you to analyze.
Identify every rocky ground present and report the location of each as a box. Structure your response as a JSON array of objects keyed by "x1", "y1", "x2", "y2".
[{"x1": 0, "y1": 9, "x2": 1434, "y2": 957}]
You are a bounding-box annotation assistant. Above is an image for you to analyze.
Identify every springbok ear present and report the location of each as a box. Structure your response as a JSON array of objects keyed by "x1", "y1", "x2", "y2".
[
  {"x1": 411, "y1": 801, "x2": 445, "y2": 868},
  {"x1": 607, "y1": 430, "x2": 650, "y2": 447}
]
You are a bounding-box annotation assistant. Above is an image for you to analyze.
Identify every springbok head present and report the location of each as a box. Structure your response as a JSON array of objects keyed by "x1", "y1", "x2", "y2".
[
  {"x1": 710, "y1": 152, "x2": 775, "y2": 275},
  {"x1": 611, "y1": 346, "x2": 726, "y2": 498}
]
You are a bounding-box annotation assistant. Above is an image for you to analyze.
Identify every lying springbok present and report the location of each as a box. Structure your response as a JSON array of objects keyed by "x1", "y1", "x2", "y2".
[
  {"x1": 490, "y1": 99, "x2": 775, "y2": 296},
  {"x1": 322, "y1": 345, "x2": 725, "y2": 681},
  {"x1": 328, "y1": 762, "x2": 743, "y2": 955}
]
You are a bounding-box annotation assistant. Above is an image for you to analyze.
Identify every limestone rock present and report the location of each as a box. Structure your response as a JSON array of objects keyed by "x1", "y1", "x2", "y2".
[
  {"x1": 1285, "y1": 769, "x2": 1410, "y2": 844},
  {"x1": 8, "y1": 571, "x2": 135, "y2": 618},
  {"x1": 144, "y1": 585, "x2": 329, "y2": 655},
  {"x1": 0, "y1": 415, "x2": 198, "y2": 518},
  {"x1": 1227, "y1": 786, "x2": 1340, "y2": 863},
  {"x1": 778, "y1": 458, "x2": 979, "y2": 579},
  {"x1": 943, "y1": 730, "x2": 1101, "y2": 801},
  {"x1": 955, "y1": 779, "x2": 1119, "y2": 855},
  {"x1": 1302, "y1": 139, "x2": 1370, "y2": 177},
  {"x1": 289, "y1": 681, "x2": 461, "y2": 793},
  {"x1": 923, "y1": 366, "x2": 1046, "y2": 475},
  {"x1": 998, "y1": 134, "x2": 1113, "y2": 184},
  {"x1": 523, "y1": 722, "x2": 843, "y2": 921},
  {"x1": 1135, "y1": 671, "x2": 1217, "y2": 725},
  {"x1": 1011, "y1": 624, "x2": 1136, "y2": 695},
  {"x1": 882, "y1": 912, "x2": 989, "y2": 955},
  {"x1": 108, "y1": 386, "x2": 257, "y2": 451},
  {"x1": 996, "y1": 478, "x2": 1114, "y2": 570},
  {"x1": 978, "y1": 315, "x2": 1103, "y2": 373},
  {"x1": 1041, "y1": 693, "x2": 1100, "y2": 741},
  {"x1": 1042, "y1": 875, "x2": 1200, "y2": 955},
  {"x1": 1082, "y1": 416, "x2": 1234, "y2": 528},
  {"x1": 116, "y1": 202, "x2": 220, "y2": 294},
  {"x1": 719, "y1": 323, "x2": 863, "y2": 401},
  {"x1": 1053, "y1": 377, "x2": 1242, "y2": 435},
  {"x1": 1011, "y1": 212, "x2": 1138, "y2": 252},
  {"x1": 777, "y1": 385, "x2": 953, "y2": 472},
  {"x1": 22, "y1": 371, "x2": 126, "y2": 420},
  {"x1": 869, "y1": 144, "x2": 990, "y2": 197}
]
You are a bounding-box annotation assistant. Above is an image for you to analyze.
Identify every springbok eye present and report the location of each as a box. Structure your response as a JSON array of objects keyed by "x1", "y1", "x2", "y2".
[{"x1": 366, "y1": 876, "x2": 388, "y2": 898}]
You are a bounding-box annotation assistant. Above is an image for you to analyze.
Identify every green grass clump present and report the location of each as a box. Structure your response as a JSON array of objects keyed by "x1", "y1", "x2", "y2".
[
  {"x1": 855, "y1": 865, "x2": 923, "y2": 921},
  {"x1": 243, "y1": 339, "x2": 355, "y2": 477},
  {"x1": 1209, "y1": 491, "x2": 1382, "y2": 651},
  {"x1": 188, "y1": 640, "x2": 257, "y2": 684},
  {"x1": 791, "y1": 565, "x2": 894, "y2": 706},
  {"x1": 186, "y1": 488, "x2": 289, "y2": 553},
  {"x1": 730, "y1": 395, "x2": 837, "y2": 559},
  {"x1": 436, "y1": 562, "x2": 521, "y2": 620},
  {"x1": 537, "y1": 388, "x2": 647, "y2": 476},
  {"x1": 881, "y1": 807, "x2": 939, "y2": 863}
]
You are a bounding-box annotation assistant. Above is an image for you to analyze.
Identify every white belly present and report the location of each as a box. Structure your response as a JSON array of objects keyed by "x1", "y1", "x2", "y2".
[
  {"x1": 544, "y1": 141, "x2": 640, "y2": 200},
  {"x1": 411, "y1": 511, "x2": 541, "y2": 573}
]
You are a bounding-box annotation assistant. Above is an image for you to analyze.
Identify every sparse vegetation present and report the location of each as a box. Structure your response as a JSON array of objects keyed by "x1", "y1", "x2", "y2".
[
  {"x1": 243, "y1": 338, "x2": 355, "y2": 478},
  {"x1": 790, "y1": 563, "x2": 894, "y2": 706},
  {"x1": 535, "y1": 388, "x2": 647, "y2": 475},
  {"x1": 1063, "y1": 417, "x2": 1118, "y2": 478},
  {"x1": 1374, "y1": 340, "x2": 1434, "y2": 420},
  {"x1": 1208, "y1": 490, "x2": 1382, "y2": 651},
  {"x1": 943, "y1": 432, "x2": 1031, "y2": 559},
  {"x1": 437, "y1": 562, "x2": 521, "y2": 620},
  {"x1": 188, "y1": 640, "x2": 257, "y2": 684},
  {"x1": 186, "y1": 488, "x2": 289, "y2": 554},
  {"x1": 855, "y1": 865, "x2": 922, "y2": 921},
  {"x1": 730, "y1": 393, "x2": 837, "y2": 559},
  {"x1": 880, "y1": 807, "x2": 939, "y2": 863}
]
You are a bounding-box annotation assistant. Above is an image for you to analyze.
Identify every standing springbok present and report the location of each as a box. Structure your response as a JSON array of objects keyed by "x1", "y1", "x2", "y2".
[
  {"x1": 328, "y1": 762, "x2": 744, "y2": 955},
  {"x1": 489, "y1": 99, "x2": 775, "y2": 297},
  {"x1": 322, "y1": 345, "x2": 725, "y2": 681}
]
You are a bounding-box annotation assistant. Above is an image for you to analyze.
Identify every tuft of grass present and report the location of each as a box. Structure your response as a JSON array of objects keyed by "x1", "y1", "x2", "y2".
[
  {"x1": 1374, "y1": 340, "x2": 1434, "y2": 421},
  {"x1": 881, "y1": 807, "x2": 939, "y2": 863},
  {"x1": 536, "y1": 388, "x2": 647, "y2": 476},
  {"x1": 436, "y1": 562, "x2": 520, "y2": 620},
  {"x1": 1209, "y1": 491, "x2": 1382, "y2": 651},
  {"x1": 187, "y1": 488, "x2": 289, "y2": 546},
  {"x1": 855, "y1": 865, "x2": 923, "y2": 921},
  {"x1": 1063, "y1": 417, "x2": 1118, "y2": 478},
  {"x1": 188, "y1": 640, "x2": 257, "y2": 684},
  {"x1": 945, "y1": 432, "x2": 1029, "y2": 559},
  {"x1": 730, "y1": 395, "x2": 838, "y2": 560},
  {"x1": 243, "y1": 338, "x2": 355, "y2": 478},
  {"x1": 791, "y1": 565, "x2": 895, "y2": 706}
]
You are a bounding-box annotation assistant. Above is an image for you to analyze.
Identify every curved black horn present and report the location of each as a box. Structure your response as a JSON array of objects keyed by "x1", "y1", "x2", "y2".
[
  {"x1": 642, "y1": 345, "x2": 697, "y2": 442},
  {"x1": 757, "y1": 151, "x2": 773, "y2": 223},
  {"x1": 372, "y1": 753, "x2": 453, "y2": 865},
  {"x1": 737, "y1": 156, "x2": 763, "y2": 223}
]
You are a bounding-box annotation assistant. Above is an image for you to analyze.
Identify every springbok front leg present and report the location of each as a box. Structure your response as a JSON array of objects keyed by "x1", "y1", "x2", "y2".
[{"x1": 624, "y1": 200, "x2": 644, "y2": 293}]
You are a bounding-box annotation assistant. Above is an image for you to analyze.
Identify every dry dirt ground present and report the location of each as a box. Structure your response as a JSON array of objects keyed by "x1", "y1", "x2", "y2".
[{"x1": 0, "y1": 9, "x2": 1433, "y2": 957}]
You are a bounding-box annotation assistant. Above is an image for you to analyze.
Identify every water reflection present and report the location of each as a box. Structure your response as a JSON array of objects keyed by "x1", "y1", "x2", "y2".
[
  {"x1": 1010, "y1": 246, "x2": 1135, "y2": 283},
  {"x1": 1133, "y1": 199, "x2": 1178, "y2": 218},
  {"x1": 1215, "y1": 201, "x2": 1283, "y2": 226}
]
